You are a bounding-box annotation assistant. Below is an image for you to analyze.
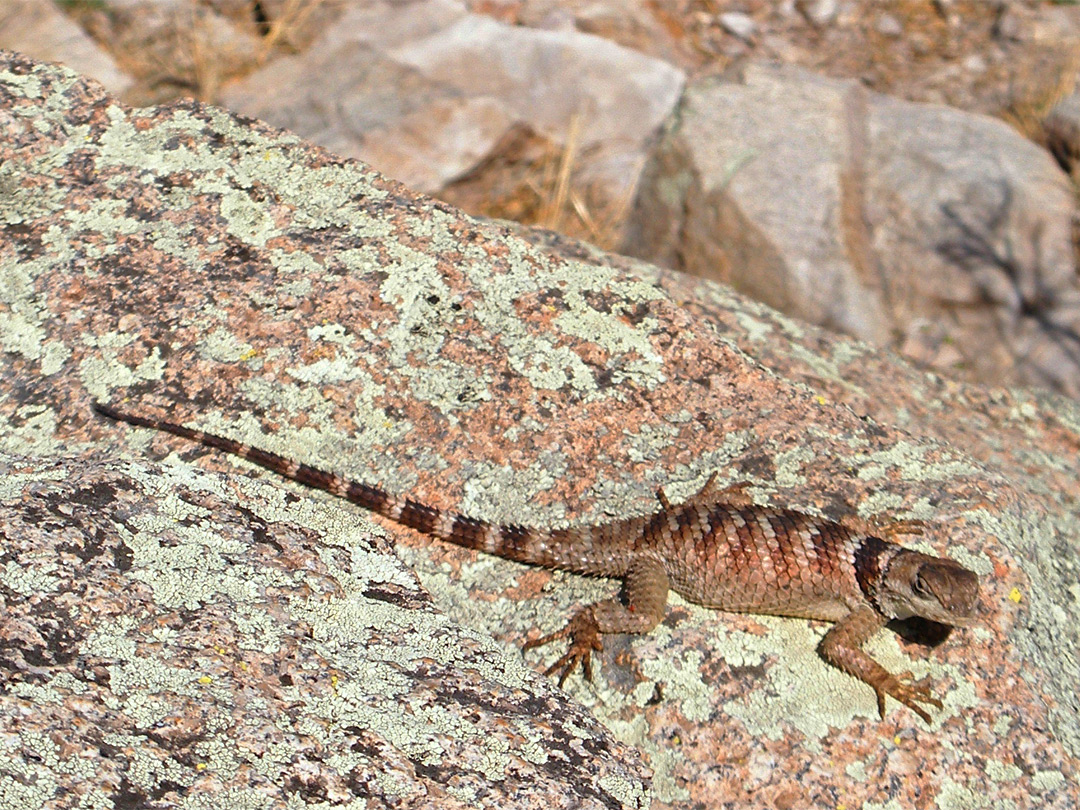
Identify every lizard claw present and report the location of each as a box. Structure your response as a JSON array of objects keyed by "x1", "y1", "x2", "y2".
[
  {"x1": 522, "y1": 609, "x2": 603, "y2": 687},
  {"x1": 657, "y1": 473, "x2": 754, "y2": 511},
  {"x1": 843, "y1": 515, "x2": 925, "y2": 539},
  {"x1": 873, "y1": 670, "x2": 942, "y2": 724},
  {"x1": 875, "y1": 519, "x2": 925, "y2": 539}
]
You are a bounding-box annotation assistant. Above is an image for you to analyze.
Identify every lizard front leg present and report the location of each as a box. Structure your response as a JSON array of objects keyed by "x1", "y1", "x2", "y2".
[
  {"x1": 819, "y1": 603, "x2": 943, "y2": 723},
  {"x1": 523, "y1": 555, "x2": 670, "y2": 686}
]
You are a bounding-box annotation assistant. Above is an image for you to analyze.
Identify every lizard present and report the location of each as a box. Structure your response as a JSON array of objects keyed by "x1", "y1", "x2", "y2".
[{"x1": 92, "y1": 401, "x2": 979, "y2": 723}]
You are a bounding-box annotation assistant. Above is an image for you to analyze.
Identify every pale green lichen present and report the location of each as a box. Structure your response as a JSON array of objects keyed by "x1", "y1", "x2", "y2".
[
  {"x1": 935, "y1": 777, "x2": 994, "y2": 809},
  {"x1": 734, "y1": 309, "x2": 775, "y2": 344},
  {"x1": 7, "y1": 412, "x2": 64, "y2": 457},
  {"x1": 0, "y1": 256, "x2": 50, "y2": 361},
  {"x1": 9, "y1": 674, "x2": 79, "y2": 706},
  {"x1": 0, "y1": 559, "x2": 60, "y2": 596},
  {"x1": 0, "y1": 454, "x2": 69, "y2": 495},
  {"x1": 79, "y1": 336, "x2": 172, "y2": 401},
  {"x1": 0, "y1": 63, "x2": 43, "y2": 100},
  {"x1": 1031, "y1": 770, "x2": 1067, "y2": 794},
  {"x1": 112, "y1": 728, "x2": 202, "y2": 788},
  {"x1": 63, "y1": 196, "x2": 144, "y2": 238},
  {"x1": 38, "y1": 339, "x2": 70, "y2": 375},
  {"x1": 17, "y1": 730, "x2": 60, "y2": 769},
  {"x1": 200, "y1": 328, "x2": 256, "y2": 364},
  {"x1": 624, "y1": 421, "x2": 681, "y2": 463},
  {"x1": 100, "y1": 651, "x2": 209, "y2": 699},
  {"x1": 402, "y1": 356, "x2": 495, "y2": 412},
  {"x1": 177, "y1": 786, "x2": 277, "y2": 810},
  {"x1": 662, "y1": 432, "x2": 755, "y2": 491},
  {"x1": 862, "y1": 800, "x2": 908, "y2": 810},
  {"x1": 985, "y1": 759, "x2": 1023, "y2": 783},
  {"x1": 508, "y1": 337, "x2": 597, "y2": 392},
  {"x1": 771, "y1": 443, "x2": 814, "y2": 488},
  {"x1": 191, "y1": 735, "x2": 243, "y2": 780},
  {"x1": 218, "y1": 192, "x2": 278, "y2": 247},
  {"x1": 845, "y1": 759, "x2": 869, "y2": 781},
  {"x1": 991, "y1": 714, "x2": 1014, "y2": 736},
  {"x1": 273, "y1": 162, "x2": 389, "y2": 228},
  {"x1": 854, "y1": 440, "x2": 984, "y2": 483},
  {"x1": 0, "y1": 764, "x2": 59, "y2": 810},
  {"x1": 456, "y1": 454, "x2": 568, "y2": 524},
  {"x1": 720, "y1": 617, "x2": 865, "y2": 743},
  {"x1": 638, "y1": 647, "x2": 713, "y2": 722},
  {"x1": 598, "y1": 771, "x2": 650, "y2": 810}
]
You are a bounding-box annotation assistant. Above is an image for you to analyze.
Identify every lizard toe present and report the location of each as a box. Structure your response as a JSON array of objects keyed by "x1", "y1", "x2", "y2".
[
  {"x1": 877, "y1": 671, "x2": 942, "y2": 723},
  {"x1": 525, "y1": 609, "x2": 602, "y2": 687}
]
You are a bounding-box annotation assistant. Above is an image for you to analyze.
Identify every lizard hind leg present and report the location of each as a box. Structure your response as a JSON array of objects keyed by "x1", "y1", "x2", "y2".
[
  {"x1": 522, "y1": 609, "x2": 603, "y2": 686},
  {"x1": 655, "y1": 472, "x2": 755, "y2": 511},
  {"x1": 523, "y1": 555, "x2": 670, "y2": 687},
  {"x1": 842, "y1": 514, "x2": 925, "y2": 540}
]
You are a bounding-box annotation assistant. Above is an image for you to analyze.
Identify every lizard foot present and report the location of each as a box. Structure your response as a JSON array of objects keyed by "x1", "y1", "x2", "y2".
[
  {"x1": 656, "y1": 473, "x2": 755, "y2": 511},
  {"x1": 874, "y1": 518, "x2": 925, "y2": 539},
  {"x1": 522, "y1": 608, "x2": 603, "y2": 687},
  {"x1": 873, "y1": 670, "x2": 942, "y2": 724}
]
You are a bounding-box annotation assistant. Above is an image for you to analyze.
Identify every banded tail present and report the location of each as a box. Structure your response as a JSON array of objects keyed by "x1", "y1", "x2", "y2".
[{"x1": 92, "y1": 401, "x2": 640, "y2": 575}]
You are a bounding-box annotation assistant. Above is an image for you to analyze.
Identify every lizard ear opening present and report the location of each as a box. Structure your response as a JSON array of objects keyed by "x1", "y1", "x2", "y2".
[{"x1": 911, "y1": 572, "x2": 931, "y2": 598}]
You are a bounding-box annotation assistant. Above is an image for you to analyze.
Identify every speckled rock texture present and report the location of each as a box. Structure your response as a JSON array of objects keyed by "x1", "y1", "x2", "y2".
[
  {"x1": 1, "y1": 51, "x2": 1077, "y2": 809},
  {"x1": 0, "y1": 452, "x2": 647, "y2": 809}
]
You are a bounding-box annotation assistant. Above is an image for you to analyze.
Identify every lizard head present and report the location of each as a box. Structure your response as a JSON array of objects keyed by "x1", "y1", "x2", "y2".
[{"x1": 876, "y1": 549, "x2": 980, "y2": 626}]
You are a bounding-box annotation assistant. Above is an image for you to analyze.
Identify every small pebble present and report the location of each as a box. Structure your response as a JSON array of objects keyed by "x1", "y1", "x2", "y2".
[
  {"x1": 719, "y1": 12, "x2": 757, "y2": 42},
  {"x1": 875, "y1": 14, "x2": 903, "y2": 38}
]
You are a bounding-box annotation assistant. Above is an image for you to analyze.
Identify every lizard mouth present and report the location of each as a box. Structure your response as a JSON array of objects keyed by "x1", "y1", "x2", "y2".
[{"x1": 941, "y1": 612, "x2": 978, "y2": 628}]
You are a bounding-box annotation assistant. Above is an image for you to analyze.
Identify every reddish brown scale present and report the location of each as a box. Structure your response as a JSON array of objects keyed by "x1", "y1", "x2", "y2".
[
  {"x1": 729, "y1": 508, "x2": 760, "y2": 580},
  {"x1": 398, "y1": 500, "x2": 440, "y2": 536},
  {"x1": 812, "y1": 521, "x2": 845, "y2": 583},
  {"x1": 93, "y1": 401, "x2": 980, "y2": 723}
]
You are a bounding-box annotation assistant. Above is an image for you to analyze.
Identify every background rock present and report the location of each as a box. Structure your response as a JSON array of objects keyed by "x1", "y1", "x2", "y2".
[
  {"x1": 4, "y1": 2, "x2": 1080, "y2": 372},
  {"x1": 623, "y1": 62, "x2": 1080, "y2": 397},
  {"x1": 220, "y1": 0, "x2": 685, "y2": 245},
  {"x1": 2, "y1": 52, "x2": 1079, "y2": 809},
  {"x1": 1044, "y1": 89, "x2": 1080, "y2": 174},
  {"x1": 0, "y1": 0, "x2": 132, "y2": 95}
]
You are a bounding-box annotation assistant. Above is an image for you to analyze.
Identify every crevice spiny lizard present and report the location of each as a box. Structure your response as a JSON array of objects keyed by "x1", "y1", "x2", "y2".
[{"x1": 93, "y1": 401, "x2": 980, "y2": 723}]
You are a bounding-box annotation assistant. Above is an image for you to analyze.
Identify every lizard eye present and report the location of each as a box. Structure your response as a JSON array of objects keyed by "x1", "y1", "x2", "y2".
[{"x1": 912, "y1": 574, "x2": 931, "y2": 598}]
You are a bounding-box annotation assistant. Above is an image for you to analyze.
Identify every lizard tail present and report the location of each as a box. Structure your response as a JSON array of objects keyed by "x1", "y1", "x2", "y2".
[{"x1": 91, "y1": 401, "x2": 616, "y2": 571}]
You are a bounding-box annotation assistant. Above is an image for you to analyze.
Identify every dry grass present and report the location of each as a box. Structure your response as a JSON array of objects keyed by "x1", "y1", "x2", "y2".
[
  {"x1": 255, "y1": 0, "x2": 333, "y2": 63},
  {"x1": 439, "y1": 113, "x2": 641, "y2": 252},
  {"x1": 528, "y1": 115, "x2": 640, "y2": 251},
  {"x1": 535, "y1": 113, "x2": 581, "y2": 234},
  {"x1": 60, "y1": 0, "x2": 337, "y2": 104}
]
